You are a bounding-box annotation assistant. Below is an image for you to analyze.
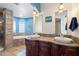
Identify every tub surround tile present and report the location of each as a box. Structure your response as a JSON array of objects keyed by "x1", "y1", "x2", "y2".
[{"x1": 3, "y1": 8, "x2": 13, "y2": 49}]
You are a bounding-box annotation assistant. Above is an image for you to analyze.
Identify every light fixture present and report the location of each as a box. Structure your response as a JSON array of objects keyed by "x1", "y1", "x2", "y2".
[
  {"x1": 36, "y1": 14, "x2": 39, "y2": 16},
  {"x1": 32, "y1": 9, "x2": 37, "y2": 15},
  {"x1": 32, "y1": 9, "x2": 39, "y2": 17},
  {"x1": 58, "y1": 3, "x2": 64, "y2": 13},
  {"x1": 0, "y1": 21, "x2": 2, "y2": 24}
]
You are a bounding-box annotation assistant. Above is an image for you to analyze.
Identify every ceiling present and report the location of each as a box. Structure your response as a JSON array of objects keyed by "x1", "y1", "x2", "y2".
[{"x1": 0, "y1": 3, "x2": 33, "y2": 18}]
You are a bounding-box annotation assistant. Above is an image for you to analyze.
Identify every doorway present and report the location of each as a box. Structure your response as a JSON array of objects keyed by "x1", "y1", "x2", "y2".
[{"x1": 55, "y1": 18, "x2": 61, "y2": 35}]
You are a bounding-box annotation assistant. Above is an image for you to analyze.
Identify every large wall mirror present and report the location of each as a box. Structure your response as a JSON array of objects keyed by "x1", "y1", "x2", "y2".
[{"x1": 55, "y1": 10, "x2": 68, "y2": 35}]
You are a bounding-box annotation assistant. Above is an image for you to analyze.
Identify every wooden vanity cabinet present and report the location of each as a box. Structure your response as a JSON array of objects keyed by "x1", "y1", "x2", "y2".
[
  {"x1": 51, "y1": 44, "x2": 63, "y2": 56},
  {"x1": 25, "y1": 39, "x2": 39, "y2": 56},
  {"x1": 51, "y1": 44, "x2": 79, "y2": 56},
  {"x1": 63, "y1": 46, "x2": 77, "y2": 56},
  {"x1": 25, "y1": 39, "x2": 79, "y2": 56},
  {"x1": 39, "y1": 41, "x2": 51, "y2": 56}
]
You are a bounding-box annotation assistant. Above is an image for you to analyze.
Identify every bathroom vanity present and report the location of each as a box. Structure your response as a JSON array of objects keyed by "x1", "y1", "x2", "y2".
[{"x1": 25, "y1": 34, "x2": 79, "y2": 56}]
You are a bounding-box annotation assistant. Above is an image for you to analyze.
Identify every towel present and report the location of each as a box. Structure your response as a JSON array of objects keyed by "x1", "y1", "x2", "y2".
[
  {"x1": 69, "y1": 17, "x2": 78, "y2": 31},
  {"x1": 65, "y1": 22, "x2": 67, "y2": 30}
]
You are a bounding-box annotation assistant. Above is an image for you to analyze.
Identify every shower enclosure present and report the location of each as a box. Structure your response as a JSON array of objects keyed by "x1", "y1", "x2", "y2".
[
  {"x1": 0, "y1": 8, "x2": 13, "y2": 50},
  {"x1": 0, "y1": 11, "x2": 5, "y2": 48}
]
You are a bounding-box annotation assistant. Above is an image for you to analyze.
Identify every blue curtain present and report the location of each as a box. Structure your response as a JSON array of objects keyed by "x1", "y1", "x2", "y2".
[
  {"x1": 13, "y1": 17, "x2": 33, "y2": 33},
  {"x1": 25, "y1": 18, "x2": 33, "y2": 33}
]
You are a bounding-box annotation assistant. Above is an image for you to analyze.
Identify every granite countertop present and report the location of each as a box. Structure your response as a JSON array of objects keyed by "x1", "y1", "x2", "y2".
[
  {"x1": 13, "y1": 35, "x2": 79, "y2": 47},
  {"x1": 13, "y1": 34, "x2": 40, "y2": 39},
  {"x1": 40, "y1": 36, "x2": 79, "y2": 47},
  {"x1": 30, "y1": 36, "x2": 79, "y2": 47}
]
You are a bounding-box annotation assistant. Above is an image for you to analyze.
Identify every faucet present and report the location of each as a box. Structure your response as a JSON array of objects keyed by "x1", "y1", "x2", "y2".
[{"x1": 60, "y1": 33, "x2": 64, "y2": 39}]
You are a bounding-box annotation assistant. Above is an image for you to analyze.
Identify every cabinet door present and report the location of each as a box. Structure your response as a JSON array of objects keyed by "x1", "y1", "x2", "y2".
[
  {"x1": 39, "y1": 41, "x2": 50, "y2": 56},
  {"x1": 25, "y1": 40, "x2": 32, "y2": 56},
  {"x1": 51, "y1": 44, "x2": 62, "y2": 56},
  {"x1": 25, "y1": 39, "x2": 39, "y2": 56},
  {"x1": 31, "y1": 40, "x2": 39, "y2": 56},
  {"x1": 63, "y1": 47, "x2": 77, "y2": 56}
]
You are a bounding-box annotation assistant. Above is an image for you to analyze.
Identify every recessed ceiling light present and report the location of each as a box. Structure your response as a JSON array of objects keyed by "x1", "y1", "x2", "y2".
[{"x1": 32, "y1": 9, "x2": 37, "y2": 15}]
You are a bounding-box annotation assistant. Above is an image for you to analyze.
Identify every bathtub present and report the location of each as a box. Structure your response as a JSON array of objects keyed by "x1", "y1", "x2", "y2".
[
  {"x1": 13, "y1": 35, "x2": 26, "y2": 47},
  {"x1": 13, "y1": 34, "x2": 40, "y2": 47}
]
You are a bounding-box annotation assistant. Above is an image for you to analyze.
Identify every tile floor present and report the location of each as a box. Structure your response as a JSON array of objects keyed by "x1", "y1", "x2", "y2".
[{"x1": 2, "y1": 45, "x2": 26, "y2": 56}]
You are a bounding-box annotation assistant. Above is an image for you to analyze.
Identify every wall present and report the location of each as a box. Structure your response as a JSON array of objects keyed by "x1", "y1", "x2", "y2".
[
  {"x1": 35, "y1": 16, "x2": 42, "y2": 33},
  {"x1": 39, "y1": 4, "x2": 57, "y2": 34},
  {"x1": 69, "y1": 4, "x2": 79, "y2": 38},
  {"x1": 0, "y1": 3, "x2": 33, "y2": 18},
  {"x1": 37, "y1": 3, "x2": 79, "y2": 38},
  {"x1": 39, "y1": 3, "x2": 72, "y2": 34}
]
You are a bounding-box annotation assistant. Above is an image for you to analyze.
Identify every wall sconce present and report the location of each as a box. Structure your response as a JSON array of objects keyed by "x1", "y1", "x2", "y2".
[
  {"x1": 32, "y1": 9, "x2": 39, "y2": 17},
  {"x1": 32, "y1": 9, "x2": 37, "y2": 15},
  {"x1": 58, "y1": 3, "x2": 64, "y2": 13}
]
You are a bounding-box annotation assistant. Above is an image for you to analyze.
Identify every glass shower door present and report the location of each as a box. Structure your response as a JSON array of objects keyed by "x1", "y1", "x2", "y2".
[{"x1": 0, "y1": 16, "x2": 5, "y2": 48}]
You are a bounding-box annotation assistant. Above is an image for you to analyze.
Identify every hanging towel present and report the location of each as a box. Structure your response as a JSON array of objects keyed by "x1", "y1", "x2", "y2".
[
  {"x1": 65, "y1": 22, "x2": 67, "y2": 30},
  {"x1": 69, "y1": 17, "x2": 78, "y2": 31}
]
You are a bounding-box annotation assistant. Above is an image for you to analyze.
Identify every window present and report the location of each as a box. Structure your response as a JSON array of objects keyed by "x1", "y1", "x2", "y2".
[
  {"x1": 13, "y1": 20, "x2": 16, "y2": 33},
  {"x1": 19, "y1": 19, "x2": 25, "y2": 33},
  {"x1": 13, "y1": 17, "x2": 33, "y2": 34}
]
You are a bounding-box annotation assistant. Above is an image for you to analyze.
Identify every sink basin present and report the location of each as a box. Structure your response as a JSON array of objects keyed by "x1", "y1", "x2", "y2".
[
  {"x1": 54, "y1": 37, "x2": 73, "y2": 43},
  {"x1": 30, "y1": 34, "x2": 40, "y2": 38}
]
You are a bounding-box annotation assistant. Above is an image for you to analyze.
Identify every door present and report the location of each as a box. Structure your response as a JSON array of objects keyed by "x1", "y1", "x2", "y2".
[
  {"x1": 25, "y1": 40, "x2": 39, "y2": 56},
  {"x1": 39, "y1": 41, "x2": 50, "y2": 56},
  {"x1": 51, "y1": 44, "x2": 62, "y2": 56},
  {"x1": 55, "y1": 18, "x2": 61, "y2": 35}
]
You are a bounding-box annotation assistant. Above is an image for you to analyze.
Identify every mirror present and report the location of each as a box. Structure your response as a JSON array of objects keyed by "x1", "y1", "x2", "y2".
[{"x1": 55, "y1": 10, "x2": 68, "y2": 35}]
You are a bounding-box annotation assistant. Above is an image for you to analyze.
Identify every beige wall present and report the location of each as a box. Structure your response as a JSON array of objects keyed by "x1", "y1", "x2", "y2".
[
  {"x1": 33, "y1": 14, "x2": 43, "y2": 33},
  {"x1": 69, "y1": 4, "x2": 79, "y2": 38},
  {"x1": 34, "y1": 3, "x2": 79, "y2": 38},
  {"x1": 40, "y1": 3, "x2": 72, "y2": 34}
]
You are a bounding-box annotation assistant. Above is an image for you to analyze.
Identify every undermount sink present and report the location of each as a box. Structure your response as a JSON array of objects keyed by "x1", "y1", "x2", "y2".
[{"x1": 54, "y1": 37, "x2": 73, "y2": 44}]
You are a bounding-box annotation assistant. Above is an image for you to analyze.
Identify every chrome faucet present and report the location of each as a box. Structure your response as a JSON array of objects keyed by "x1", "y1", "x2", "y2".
[{"x1": 60, "y1": 33, "x2": 64, "y2": 38}]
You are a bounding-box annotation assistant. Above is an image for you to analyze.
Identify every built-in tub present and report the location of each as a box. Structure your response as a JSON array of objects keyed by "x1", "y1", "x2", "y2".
[
  {"x1": 13, "y1": 36, "x2": 26, "y2": 47},
  {"x1": 13, "y1": 34, "x2": 40, "y2": 47}
]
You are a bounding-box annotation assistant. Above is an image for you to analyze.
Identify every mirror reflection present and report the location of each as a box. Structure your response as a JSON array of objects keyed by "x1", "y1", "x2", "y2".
[{"x1": 55, "y1": 10, "x2": 68, "y2": 35}]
